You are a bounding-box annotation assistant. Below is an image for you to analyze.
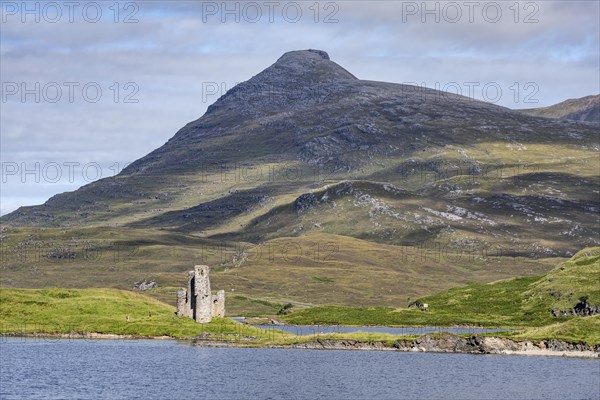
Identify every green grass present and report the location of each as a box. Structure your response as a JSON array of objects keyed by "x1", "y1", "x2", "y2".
[
  {"x1": 0, "y1": 287, "x2": 447, "y2": 348},
  {"x1": 526, "y1": 247, "x2": 600, "y2": 310},
  {"x1": 281, "y1": 276, "x2": 552, "y2": 327},
  {"x1": 508, "y1": 317, "x2": 600, "y2": 346},
  {"x1": 312, "y1": 276, "x2": 335, "y2": 283},
  {"x1": 0, "y1": 287, "x2": 284, "y2": 340},
  {"x1": 282, "y1": 248, "x2": 600, "y2": 344}
]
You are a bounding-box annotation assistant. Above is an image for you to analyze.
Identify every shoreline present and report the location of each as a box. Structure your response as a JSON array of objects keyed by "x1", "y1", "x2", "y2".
[
  {"x1": 271, "y1": 337, "x2": 600, "y2": 359},
  {"x1": 2, "y1": 332, "x2": 598, "y2": 359}
]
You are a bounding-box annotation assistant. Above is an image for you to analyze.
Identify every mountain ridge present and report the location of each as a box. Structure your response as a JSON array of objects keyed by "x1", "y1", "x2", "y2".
[
  {"x1": 519, "y1": 94, "x2": 600, "y2": 123},
  {"x1": 2, "y1": 50, "x2": 599, "y2": 297}
]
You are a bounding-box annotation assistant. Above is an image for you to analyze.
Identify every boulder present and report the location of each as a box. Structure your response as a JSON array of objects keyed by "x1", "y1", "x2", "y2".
[{"x1": 133, "y1": 280, "x2": 157, "y2": 291}]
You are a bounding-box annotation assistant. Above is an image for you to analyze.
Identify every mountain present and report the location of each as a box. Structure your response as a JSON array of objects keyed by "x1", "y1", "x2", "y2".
[
  {"x1": 1, "y1": 50, "x2": 599, "y2": 308},
  {"x1": 519, "y1": 94, "x2": 600, "y2": 123}
]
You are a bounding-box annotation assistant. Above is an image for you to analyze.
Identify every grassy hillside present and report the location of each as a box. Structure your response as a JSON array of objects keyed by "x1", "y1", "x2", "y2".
[
  {"x1": 282, "y1": 248, "x2": 600, "y2": 337},
  {"x1": 512, "y1": 317, "x2": 600, "y2": 346},
  {"x1": 0, "y1": 287, "x2": 281, "y2": 340},
  {"x1": 0, "y1": 227, "x2": 557, "y2": 310}
]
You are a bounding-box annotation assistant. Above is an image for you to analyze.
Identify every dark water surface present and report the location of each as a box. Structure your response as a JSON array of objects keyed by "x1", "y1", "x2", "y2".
[{"x1": 1, "y1": 338, "x2": 598, "y2": 400}]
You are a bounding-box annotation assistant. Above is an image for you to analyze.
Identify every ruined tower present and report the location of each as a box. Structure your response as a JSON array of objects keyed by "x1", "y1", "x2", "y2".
[
  {"x1": 194, "y1": 265, "x2": 212, "y2": 323},
  {"x1": 176, "y1": 265, "x2": 225, "y2": 323}
]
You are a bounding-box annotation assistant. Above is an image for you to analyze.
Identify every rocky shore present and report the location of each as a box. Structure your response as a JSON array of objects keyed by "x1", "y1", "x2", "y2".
[
  {"x1": 279, "y1": 333, "x2": 600, "y2": 359},
  {"x1": 3, "y1": 331, "x2": 599, "y2": 358}
]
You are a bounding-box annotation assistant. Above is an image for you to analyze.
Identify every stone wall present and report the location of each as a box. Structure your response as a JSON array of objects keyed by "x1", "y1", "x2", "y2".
[
  {"x1": 212, "y1": 290, "x2": 225, "y2": 318},
  {"x1": 176, "y1": 288, "x2": 187, "y2": 317}
]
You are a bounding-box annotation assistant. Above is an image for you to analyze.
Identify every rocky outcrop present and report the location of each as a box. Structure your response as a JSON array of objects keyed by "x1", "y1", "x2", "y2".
[
  {"x1": 572, "y1": 299, "x2": 600, "y2": 316},
  {"x1": 404, "y1": 333, "x2": 484, "y2": 353},
  {"x1": 294, "y1": 193, "x2": 320, "y2": 214},
  {"x1": 270, "y1": 334, "x2": 599, "y2": 357},
  {"x1": 392, "y1": 333, "x2": 599, "y2": 356},
  {"x1": 133, "y1": 280, "x2": 157, "y2": 291},
  {"x1": 552, "y1": 299, "x2": 600, "y2": 317},
  {"x1": 408, "y1": 300, "x2": 429, "y2": 311},
  {"x1": 287, "y1": 339, "x2": 392, "y2": 351}
]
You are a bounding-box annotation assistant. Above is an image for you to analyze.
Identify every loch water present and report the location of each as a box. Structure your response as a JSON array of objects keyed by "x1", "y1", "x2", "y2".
[{"x1": 1, "y1": 338, "x2": 598, "y2": 400}]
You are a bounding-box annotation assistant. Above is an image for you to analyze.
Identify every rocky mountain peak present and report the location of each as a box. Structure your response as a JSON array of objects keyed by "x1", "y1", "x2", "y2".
[
  {"x1": 266, "y1": 49, "x2": 356, "y2": 82},
  {"x1": 277, "y1": 49, "x2": 330, "y2": 61},
  {"x1": 205, "y1": 49, "x2": 358, "y2": 116}
]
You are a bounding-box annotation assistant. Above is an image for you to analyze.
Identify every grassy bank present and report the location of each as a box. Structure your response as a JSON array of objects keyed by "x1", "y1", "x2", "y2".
[
  {"x1": 281, "y1": 248, "x2": 600, "y2": 345},
  {"x1": 0, "y1": 287, "x2": 283, "y2": 340},
  {"x1": 281, "y1": 275, "x2": 551, "y2": 327},
  {"x1": 1, "y1": 287, "x2": 599, "y2": 348},
  {"x1": 509, "y1": 317, "x2": 600, "y2": 346},
  {"x1": 0, "y1": 287, "x2": 413, "y2": 347}
]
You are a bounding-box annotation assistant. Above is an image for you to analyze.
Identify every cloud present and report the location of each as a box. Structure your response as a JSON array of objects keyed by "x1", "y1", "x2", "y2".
[{"x1": 1, "y1": 0, "x2": 598, "y2": 215}]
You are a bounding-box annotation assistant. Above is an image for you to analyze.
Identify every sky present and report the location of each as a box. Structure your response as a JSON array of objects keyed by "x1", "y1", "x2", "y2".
[{"x1": 1, "y1": 0, "x2": 599, "y2": 216}]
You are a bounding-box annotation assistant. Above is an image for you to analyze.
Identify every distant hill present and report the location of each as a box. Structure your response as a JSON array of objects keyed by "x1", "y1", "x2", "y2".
[{"x1": 519, "y1": 95, "x2": 600, "y2": 123}]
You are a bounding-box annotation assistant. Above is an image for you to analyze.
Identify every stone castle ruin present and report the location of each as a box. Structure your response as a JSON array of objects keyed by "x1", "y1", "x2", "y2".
[{"x1": 176, "y1": 265, "x2": 225, "y2": 323}]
